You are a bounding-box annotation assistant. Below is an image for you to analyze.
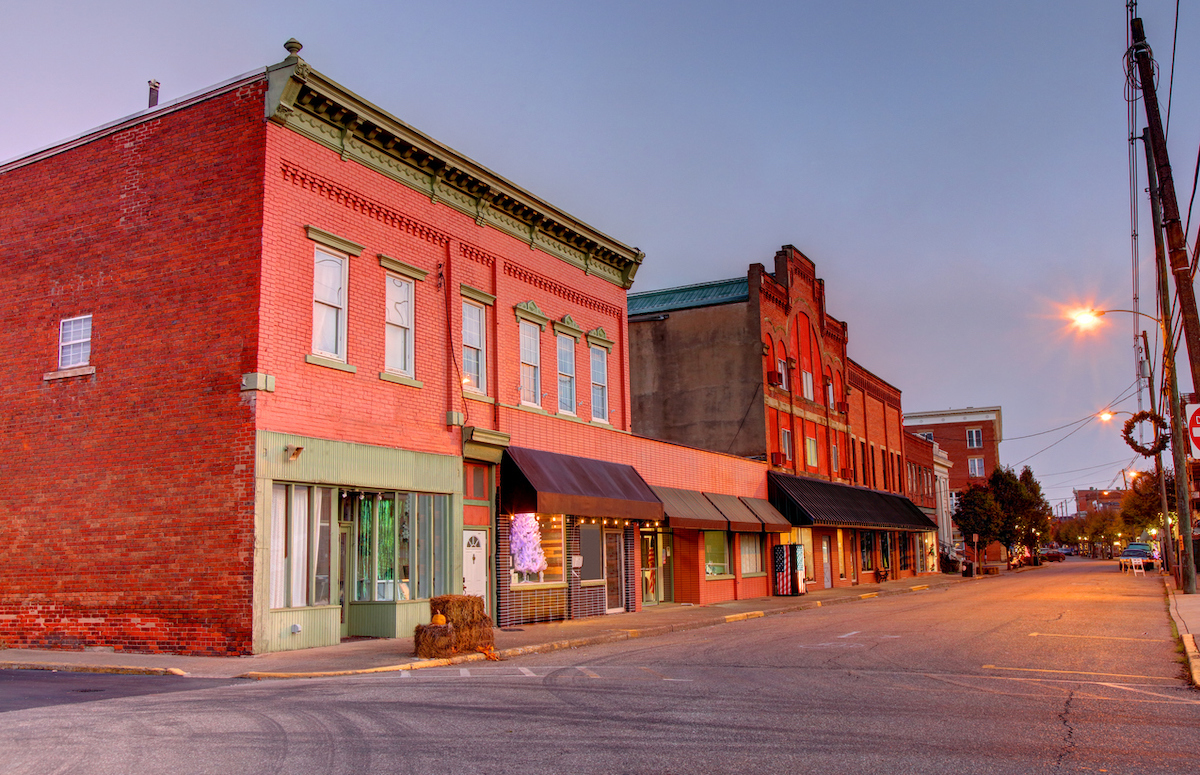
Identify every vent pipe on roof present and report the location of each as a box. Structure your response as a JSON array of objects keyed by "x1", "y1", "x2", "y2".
[{"x1": 148, "y1": 80, "x2": 160, "y2": 108}]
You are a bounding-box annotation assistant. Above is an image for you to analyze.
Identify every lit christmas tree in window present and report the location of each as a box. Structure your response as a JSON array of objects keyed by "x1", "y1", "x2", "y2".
[{"x1": 510, "y1": 512, "x2": 547, "y2": 582}]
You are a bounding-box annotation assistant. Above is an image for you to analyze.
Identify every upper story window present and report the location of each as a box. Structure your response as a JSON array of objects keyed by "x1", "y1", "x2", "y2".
[
  {"x1": 384, "y1": 275, "x2": 414, "y2": 377},
  {"x1": 519, "y1": 320, "x2": 541, "y2": 406},
  {"x1": 775, "y1": 358, "x2": 789, "y2": 390},
  {"x1": 59, "y1": 315, "x2": 92, "y2": 369},
  {"x1": 805, "y1": 437, "x2": 818, "y2": 467},
  {"x1": 780, "y1": 428, "x2": 793, "y2": 461},
  {"x1": 801, "y1": 370, "x2": 815, "y2": 401},
  {"x1": 313, "y1": 247, "x2": 348, "y2": 360},
  {"x1": 966, "y1": 428, "x2": 983, "y2": 448},
  {"x1": 832, "y1": 441, "x2": 840, "y2": 472},
  {"x1": 591, "y1": 346, "x2": 609, "y2": 422},
  {"x1": 557, "y1": 334, "x2": 576, "y2": 414},
  {"x1": 968, "y1": 457, "x2": 985, "y2": 478},
  {"x1": 462, "y1": 301, "x2": 486, "y2": 393},
  {"x1": 825, "y1": 378, "x2": 835, "y2": 407},
  {"x1": 919, "y1": 431, "x2": 934, "y2": 442}
]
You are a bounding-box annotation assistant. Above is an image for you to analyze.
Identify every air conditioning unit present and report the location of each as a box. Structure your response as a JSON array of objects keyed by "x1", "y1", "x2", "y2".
[
  {"x1": 839, "y1": 468, "x2": 854, "y2": 480},
  {"x1": 836, "y1": 401, "x2": 850, "y2": 414},
  {"x1": 770, "y1": 452, "x2": 786, "y2": 466},
  {"x1": 766, "y1": 371, "x2": 784, "y2": 387}
]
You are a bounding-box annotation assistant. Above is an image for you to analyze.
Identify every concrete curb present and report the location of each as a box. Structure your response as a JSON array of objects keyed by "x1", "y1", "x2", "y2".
[
  {"x1": 1163, "y1": 576, "x2": 1200, "y2": 688},
  {"x1": 0, "y1": 661, "x2": 186, "y2": 677},
  {"x1": 235, "y1": 580, "x2": 956, "y2": 680}
]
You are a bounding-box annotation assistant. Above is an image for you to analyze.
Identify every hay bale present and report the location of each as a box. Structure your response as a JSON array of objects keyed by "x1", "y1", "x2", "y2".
[
  {"x1": 455, "y1": 615, "x2": 495, "y2": 652},
  {"x1": 430, "y1": 595, "x2": 486, "y2": 626},
  {"x1": 414, "y1": 623, "x2": 455, "y2": 659}
]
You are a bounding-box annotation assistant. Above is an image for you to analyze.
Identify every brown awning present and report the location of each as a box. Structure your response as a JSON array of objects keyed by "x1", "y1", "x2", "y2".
[
  {"x1": 500, "y1": 447, "x2": 663, "y2": 521},
  {"x1": 650, "y1": 485, "x2": 727, "y2": 531},
  {"x1": 740, "y1": 496, "x2": 791, "y2": 533},
  {"x1": 705, "y1": 492, "x2": 763, "y2": 532},
  {"x1": 768, "y1": 471, "x2": 937, "y2": 531}
]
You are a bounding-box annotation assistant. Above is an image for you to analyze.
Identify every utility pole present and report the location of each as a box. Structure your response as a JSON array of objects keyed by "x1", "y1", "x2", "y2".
[
  {"x1": 1141, "y1": 330, "x2": 1175, "y2": 573},
  {"x1": 1142, "y1": 132, "x2": 1197, "y2": 594}
]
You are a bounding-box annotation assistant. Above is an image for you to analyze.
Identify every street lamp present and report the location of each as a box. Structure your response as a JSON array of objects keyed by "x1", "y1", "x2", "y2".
[{"x1": 1070, "y1": 307, "x2": 1195, "y2": 593}]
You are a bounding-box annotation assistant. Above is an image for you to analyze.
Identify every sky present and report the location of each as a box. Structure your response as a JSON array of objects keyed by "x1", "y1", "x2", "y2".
[{"x1": 4, "y1": 1, "x2": 1198, "y2": 512}]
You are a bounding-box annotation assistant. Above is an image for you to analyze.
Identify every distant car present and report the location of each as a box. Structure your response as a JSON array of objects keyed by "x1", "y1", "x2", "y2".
[{"x1": 1038, "y1": 548, "x2": 1065, "y2": 562}]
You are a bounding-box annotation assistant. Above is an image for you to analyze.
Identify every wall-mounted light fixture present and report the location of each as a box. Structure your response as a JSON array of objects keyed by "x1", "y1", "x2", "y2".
[{"x1": 285, "y1": 445, "x2": 304, "y2": 461}]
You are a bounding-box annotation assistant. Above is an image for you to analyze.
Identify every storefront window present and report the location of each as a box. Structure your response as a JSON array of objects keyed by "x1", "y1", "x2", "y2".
[
  {"x1": 349, "y1": 491, "x2": 442, "y2": 602},
  {"x1": 510, "y1": 513, "x2": 565, "y2": 584},
  {"x1": 270, "y1": 483, "x2": 334, "y2": 609},
  {"x1": 799, "y1": 527, "x2": 815, "y2": 581},
  {"x1": 705, "y1": 531, "x2": 730, "y2": 575},
  {"x1": 740, "y1": 533, "x2": 763, "y2": 574},
  {"x1": 880, "y1": 532, "x2": 892, "y2": 570},
  {"x1": 860, "y1": 530, "x2": 875, "y2": 571}
]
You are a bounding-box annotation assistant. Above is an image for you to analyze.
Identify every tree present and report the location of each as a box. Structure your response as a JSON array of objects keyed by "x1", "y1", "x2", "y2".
[
  {"x1": 985, "y1": 465, "x2": 1052, "y2": 557},
  {"x1": 1016, "y1": 467, "x2": 1053, "y2": 554},
  {"x1": 1119, "y1": 468, "x2": 1175, "y2": 539},
  {"x1": 986, "y1": 467, "x2": 1023, "y2": 549},
  {"x1": 953, "y1": 483, "x2": 1005, "y2": 552}
]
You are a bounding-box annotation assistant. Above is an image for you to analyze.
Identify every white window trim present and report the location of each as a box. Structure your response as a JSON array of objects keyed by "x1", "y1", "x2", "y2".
[
  {"x1": 384, "y1": 274, "x2": 415, "y2": 378},
  {"x1": 590, "y1": 345, "x2": 609, "y2": 422},
  {"x1": 968, "y1": 457, "x2": 985, "y2": 478},
  {"x1": 781, "y1": 428, "x2": 793, "y2": 461},
  {"x1": 805, "y1": 436, "x2": 818, "y2": 467},
  {"x1": 801, "y1": 370, "x2": 815, "y2": 401},
  {"x1": 776, "y1": 358, "x2": 789, "y2": 390},
  {"x1": 966, "y1": 428, "x2": 983, "y2": 449},
  {"x1": 58, "y1": 314, "x2": 93, "y2": 370},
  {"x1": 519, "y1": 320, "x2": 541, "y2": 407},
  {"x1": 557, "y1": 333, "x2": 576, "y2": 415},
  {"x1": 312, "y1": 246, "x2": 348, "y2": 361},
  {"x1": 462, "y1": 300, "x2": 487, "y2": 394}
]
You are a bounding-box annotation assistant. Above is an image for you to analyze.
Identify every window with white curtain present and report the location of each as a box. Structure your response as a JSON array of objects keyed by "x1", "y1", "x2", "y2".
[
  {"x1": 271, "y1": 484, "x2": 333, "y2": 609},
  {"x1": 590, "y1": 346, "x2": 608, "y2": 421},
  {"x1": 384, "y1": 275, "x2": 414, "y2": 376},
  {"x1": 740, "y1": 533, "x2": 763, "y2": 574},
  {"x1": 519, "y1": 321, "x2": 540, "y2": 405},
  {"x1": 462, "y1": 301, "x2": 485, "y2": 393},
  {"x1": 557, "y1": 334, "x2": 576, "y2": 413},
  {"x1": 312, "y1": 247, "x2": 347, "y2": 359}
]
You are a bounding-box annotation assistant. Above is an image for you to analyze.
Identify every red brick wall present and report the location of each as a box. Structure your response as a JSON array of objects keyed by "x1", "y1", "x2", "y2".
[
  {"x1": 257, "y1": 126, "x2": 632, "y2": 451},
  {"x1": 0, "y1": 81, "x2": 268, "y2": 654},
  {"x1": 905, "y1": 418, "x2": 1000, "y2": 492},
  {"x1": 847, "y1": 360, "x2": 905, "y2": 494}
]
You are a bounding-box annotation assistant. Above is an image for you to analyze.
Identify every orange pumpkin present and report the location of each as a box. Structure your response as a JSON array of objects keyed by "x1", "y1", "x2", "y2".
[{"x1": 431, "y1": 612, "x2": 447, "y2": 626}]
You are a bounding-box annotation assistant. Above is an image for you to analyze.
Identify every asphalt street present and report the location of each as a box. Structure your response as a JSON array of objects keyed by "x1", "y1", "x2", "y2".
[{"x1": 1, "y1": 560, "x2": 1196, "y2": 774}]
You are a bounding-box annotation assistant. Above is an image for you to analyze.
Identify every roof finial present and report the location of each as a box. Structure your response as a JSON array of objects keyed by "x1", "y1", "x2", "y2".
[{"x1": 284, "y1": 39, "x2": 303, "y2": 57}]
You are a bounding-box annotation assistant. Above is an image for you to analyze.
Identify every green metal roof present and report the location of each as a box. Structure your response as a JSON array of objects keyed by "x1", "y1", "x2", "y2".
[{"x1": 627, "y1": 277, "x2": 749, "y2": 316}]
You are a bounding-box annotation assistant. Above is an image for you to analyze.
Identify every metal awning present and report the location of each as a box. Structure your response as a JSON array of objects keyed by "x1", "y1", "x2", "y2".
[
  {"x1": 740, "y1": 496, "x2": 792, "y2": 533},
  {"x1": 704, "y1": 492, "x2": 763, "y2": 532},
  {"x1": 501, "y1": 447, "x2": 663, "y2": 521},
  {"x1": 650, "y1": 486, "x2": 727, "y2": 531},
  {"x1": 768, "y1": 471, "x2": 936, "y2": 531}
]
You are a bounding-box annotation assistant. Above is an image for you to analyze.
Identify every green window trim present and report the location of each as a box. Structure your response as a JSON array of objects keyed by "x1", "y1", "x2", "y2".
[
  {"x1": 464, "y1": 392, "x2": 496, "y2": 405},
  {"x1": 379, "y1": 372, "x2": 423, "y2": 388},
  {"x1": 552, "y1": 314, "x2": 584, "y2": 339},
  {"x1": 306, "y1": 225, "x2": 364, "y2": 256},
  {"x1": 514, "y1": 300, "x2": 549, "y2": 330},
  {"x1": 460, "y1": 284, "x2": 495, "y2": 306},
  {"x1": 306, "y1": 353, "x2": 357, "y2": 373},
  {"x1": 378, "y1": 254, "x2": 429, "y2": 281},
  {"x1": 586, "y1": 327, "x2": 614, "y2": 351}
]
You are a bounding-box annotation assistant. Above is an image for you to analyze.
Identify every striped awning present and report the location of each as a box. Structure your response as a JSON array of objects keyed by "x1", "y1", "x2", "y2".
[{"x1": 768, "y1": 471, "x2": 936, "y2": 531}]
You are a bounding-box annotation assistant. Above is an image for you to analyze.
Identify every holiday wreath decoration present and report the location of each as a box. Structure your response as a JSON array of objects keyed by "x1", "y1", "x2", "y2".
[{"x1": 1121, "y1": 411, "x2": 1169, "y2": 457}]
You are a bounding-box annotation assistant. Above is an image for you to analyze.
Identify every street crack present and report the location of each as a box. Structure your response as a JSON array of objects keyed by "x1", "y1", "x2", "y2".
[{"x1": 1053, "y1": 690, "x2": 1076, "y2": 768}]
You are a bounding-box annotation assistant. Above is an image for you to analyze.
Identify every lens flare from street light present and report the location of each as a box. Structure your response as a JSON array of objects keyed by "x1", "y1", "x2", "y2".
[
  {"x1": 1070, "y1": 308, "x2": 1105, "y2": 330},
  {"x1": 1098, "y1": 411, "x2": 1114, "y2": 422}
]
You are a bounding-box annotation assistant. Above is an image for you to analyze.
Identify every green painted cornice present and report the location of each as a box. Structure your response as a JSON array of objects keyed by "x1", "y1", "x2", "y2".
[
  {"x1": 266, "y1": 42, "x2": 645, "y2": 289},
  {"x1": 514, "y1": 300, "x2": 549, "y2": 329}
]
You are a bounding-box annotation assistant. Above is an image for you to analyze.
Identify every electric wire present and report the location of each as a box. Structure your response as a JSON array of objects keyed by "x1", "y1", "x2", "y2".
[{"x1": 1010, "y1": 379, "x2": 1140, "y2": 467}]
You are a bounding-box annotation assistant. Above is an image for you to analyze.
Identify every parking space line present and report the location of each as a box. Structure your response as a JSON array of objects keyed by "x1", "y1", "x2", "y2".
[
  {"x1": 577, "y1": 667, "x2": 601, "y2": 679},
  {"x1": 837, "y1": 631, "x2": 860, "y2": 638},
  {"x1": 518, "y1": 667, "x2": 536, "y2": 677},
  {"x1": 1028, "y1": 632, "x2": 1171, "y2": 642},
  {"x1": 982, "y1": 664, "x2": 1177, "y2": 680}
]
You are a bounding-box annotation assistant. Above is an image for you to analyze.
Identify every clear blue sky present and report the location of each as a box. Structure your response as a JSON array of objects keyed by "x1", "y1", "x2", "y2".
[{"x1": 5, "y1": 1, "x2": 1197, "y2": 510}]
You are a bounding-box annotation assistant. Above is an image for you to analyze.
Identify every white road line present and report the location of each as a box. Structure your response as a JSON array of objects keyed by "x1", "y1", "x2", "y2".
[
  {"x1": 838, "y1": 631, "x2": 860, "y2": 638},
  {"x1": 519, "y1": 667, "x2": 536, "y2": 677},
  {"x1": 399, "y1": 670, "x2": 410, "y2": 678},
  {"x1": 460, "y1": 668, "x2": 471, "y2": 677}
]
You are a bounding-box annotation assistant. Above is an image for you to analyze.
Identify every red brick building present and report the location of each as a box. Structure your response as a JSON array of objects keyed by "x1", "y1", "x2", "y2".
[
  {"x1": 1, "y1": 42, "x2": 800, "y2": 654},
  {"x1": 628, "y1": 246, "x2": 937, "y2": 590},
  {"x1": 904, "y1": 406, "x2": 1003, "y2": 499}
]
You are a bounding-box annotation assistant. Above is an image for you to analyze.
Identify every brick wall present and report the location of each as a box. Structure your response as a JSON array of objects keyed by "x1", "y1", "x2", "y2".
[{"x1": 0, "y1": 81, "x2": 268, "y2": 654}]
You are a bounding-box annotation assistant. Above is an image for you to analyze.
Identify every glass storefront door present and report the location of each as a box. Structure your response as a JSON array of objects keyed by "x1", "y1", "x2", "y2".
[
  {"x1": 641, "y1": 532, "x2": 658, "y2": 605},
  {"x1": 604, "y1": 530, "x2": 624, "y2": 612}
]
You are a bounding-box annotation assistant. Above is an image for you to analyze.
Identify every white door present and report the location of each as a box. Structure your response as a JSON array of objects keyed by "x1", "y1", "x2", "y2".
[
  {"x1": 463, "y1": 530, "x2": 488, "y2": 612},
  {"x1": 822, "y1": 536, "x2": 832, "y2": 588}
]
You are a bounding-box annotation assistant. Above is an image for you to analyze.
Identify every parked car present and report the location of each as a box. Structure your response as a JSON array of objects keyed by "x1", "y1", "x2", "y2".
[
  {"x1": 1117, "y1": 546, "x2": 1155, "y2": 571},
  {"x1": 1038, "y1": 548, "x2": 1065, "y2": 562}
]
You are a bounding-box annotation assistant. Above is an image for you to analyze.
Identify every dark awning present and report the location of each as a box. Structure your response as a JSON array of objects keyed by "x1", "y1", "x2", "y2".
[
  {"x1": 650, "y1": 486, "x2": 727, "y2": 531},
  {"x1": 500, "y1": 447, "x2": 663, "y2": 521},
  {"x1": 740, "y1": 496, "x2": 792, "y2": 533},
  {"x1": 705, "y1": 492, "x2": 763, "y2": 532},
  {"x1": 768, "y1": 471, "x2": 937, "y2": 531}
]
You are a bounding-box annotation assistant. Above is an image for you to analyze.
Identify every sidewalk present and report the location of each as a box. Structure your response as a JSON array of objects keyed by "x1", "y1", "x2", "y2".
[
  {"x1": 1163, "y1": 574, "x2": 1200, "y2": 687},
  {"x1": 1, "y1": 571, "x2": 985, "y2": 680}
]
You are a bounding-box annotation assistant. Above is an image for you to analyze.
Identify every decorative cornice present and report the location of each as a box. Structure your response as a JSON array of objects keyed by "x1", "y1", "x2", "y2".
[
  {"x1": 552, "y1": 314, "x2": 584, "y2": 339},
  {"x1": 503, "y1": 261, "x2": 623, "y2": 319},
  {"x1": 586, "y1": 327, "x2": 614, "y2": 351},
  {"x1": 460, "y1": 284, "x2": 495, "y2": 306},
  {"x1": 514, "y1": 300, "x2": 549, "y2": 329},
  {"x1": 266, "y1": 49, "x2": 644, "y2": 288}
]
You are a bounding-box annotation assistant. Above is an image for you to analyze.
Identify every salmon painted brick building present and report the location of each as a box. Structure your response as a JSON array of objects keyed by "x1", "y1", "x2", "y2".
[
  {"x1": 1, "y1": 42, "x2": 800, "y2": 655},
  {"x1": 628, "y1": 246, "x2": 937, "y2": 592}
]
